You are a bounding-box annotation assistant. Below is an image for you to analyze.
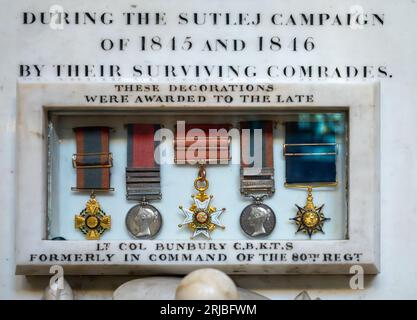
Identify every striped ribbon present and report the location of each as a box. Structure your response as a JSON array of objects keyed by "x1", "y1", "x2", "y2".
[
  {"x1": 174, "y1": 123, "x2": 231, "y2": 165},
  {"x1": 240, "y1": 121, "x2": 275, "y2": 197},
  {"x1": 74, "y1": 127, "x2": 111, "y2": 190},
  {"x1": 126, "y1": 124, "x2": 161, "y2": 201},
  {"x1": 127, "y1": 124, "x2": 161, "y2": 168}
]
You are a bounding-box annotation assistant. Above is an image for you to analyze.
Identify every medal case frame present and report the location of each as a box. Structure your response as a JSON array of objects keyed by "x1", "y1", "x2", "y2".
[{"x1": 16, "y1": 82, "x2": 380, "y2": 275}]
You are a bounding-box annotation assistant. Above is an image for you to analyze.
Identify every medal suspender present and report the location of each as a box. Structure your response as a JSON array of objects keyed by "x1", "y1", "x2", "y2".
[
  {"x1": 239, "y1": 121, "x2": 276, "y2": 237},
  {"x1": 175, "y1": 123, "x2": 231, "y2": 239},
  {"x1": 125, "y1": 124, "x2": 162, "y2": 239},
  {"x1": 284, "y1": 121, "x2": 337, "y2": 238},
  {"x1": 73, "y1": 127, "x2": 113, "y2": 240}
]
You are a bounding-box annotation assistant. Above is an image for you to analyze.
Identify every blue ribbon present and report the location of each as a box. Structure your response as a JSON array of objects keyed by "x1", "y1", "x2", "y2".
[{"x1": 284, "y1": 121, "x2": 337, "y2": 184}]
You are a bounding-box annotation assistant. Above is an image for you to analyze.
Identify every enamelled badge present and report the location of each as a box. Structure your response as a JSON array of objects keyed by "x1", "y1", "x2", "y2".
[
  {"x1": 175, "y1": 123, "x2": 231, "y2": 239},
  {"x1": 125, "y1": 124, "x2": 162, "y2": 239},
  {"x1": 73, "y1": 127, "x2": 113, "y2": 240},
  {"x1": 283, "y1": 121, "x2": 337, "y2": 238},
  {"x1": 239, "y1": 121, "x2": 276, "y2": 237}
]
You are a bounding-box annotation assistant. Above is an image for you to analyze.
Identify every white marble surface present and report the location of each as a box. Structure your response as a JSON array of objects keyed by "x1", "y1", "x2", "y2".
[{"x1": 1, "y1": 0, "x2": 417, "y2": 299}]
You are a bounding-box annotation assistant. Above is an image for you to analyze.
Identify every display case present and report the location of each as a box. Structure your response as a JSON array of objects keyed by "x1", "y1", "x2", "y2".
[{"x1": 16, "y1": 82, "x2": 380, "y2": 275}]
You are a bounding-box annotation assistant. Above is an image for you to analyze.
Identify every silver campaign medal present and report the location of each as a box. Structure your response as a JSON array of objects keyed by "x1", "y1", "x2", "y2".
[
  {"x1": 125, "y1": 202, "x2": 162, "y2": 239},
  {"x1": 125, "y1": 124, "x2": 163, "y2": 239},
  {"x1": 240, "y1": 201, "x2": 276, "y2": 238},
  {"x1": 239, "y1": 121, "x2": 277, "y2": 238},
  {"x1": 125, "y1": 167, "x2": 162, "y2": 240},
  {"x1": 239, "y1": 168, "x2": 277, "y2": 238}
]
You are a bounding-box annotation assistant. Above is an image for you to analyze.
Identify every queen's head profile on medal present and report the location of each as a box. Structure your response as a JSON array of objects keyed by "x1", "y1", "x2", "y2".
[
  {"x1": 240, "y1": 203, "x2": 276, "y2": 238},
  {"x1": 246, "y1": 205, "x2": 270, "y2": 236},
  {"x1": 126, "y1": 203, "x2": 162, "y2": 239},
  {"x1": 134, "y1": 206, "x2": 160, "y2": 238}
]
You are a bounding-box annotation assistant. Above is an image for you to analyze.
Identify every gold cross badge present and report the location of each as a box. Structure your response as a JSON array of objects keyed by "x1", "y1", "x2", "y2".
[{"x1": 74, "y1": 193, "x2": 111, "y2": 240}]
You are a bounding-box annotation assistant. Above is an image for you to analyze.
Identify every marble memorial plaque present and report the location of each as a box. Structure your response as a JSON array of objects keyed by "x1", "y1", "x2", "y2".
[{"x1": 15, "y1": 82, "x2": 380, "y2": 275}]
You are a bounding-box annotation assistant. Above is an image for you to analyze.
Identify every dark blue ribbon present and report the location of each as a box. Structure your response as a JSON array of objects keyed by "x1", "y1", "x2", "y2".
[{"x1": 284, "y1": 121, "x2": 336, "y2": 184}]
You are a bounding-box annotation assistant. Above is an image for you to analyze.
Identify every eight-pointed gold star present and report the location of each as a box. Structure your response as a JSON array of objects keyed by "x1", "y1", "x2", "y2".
[{"x1": 290, "y1": 190, "x2": 330, "y2": 238}]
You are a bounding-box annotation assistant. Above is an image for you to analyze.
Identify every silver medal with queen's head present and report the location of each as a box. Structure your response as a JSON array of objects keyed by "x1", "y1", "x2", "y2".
[
  {"x1": 240, "y1": 203, "x2": 276, "y2": 237},
  {"x1": 126, "y1": 203, "x2": 162, "y2": 239}
]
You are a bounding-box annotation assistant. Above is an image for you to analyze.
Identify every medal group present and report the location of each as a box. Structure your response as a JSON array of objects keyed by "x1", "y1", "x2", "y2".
[{"x1": 71, "y1": 120, "x2": 338, "y2": 241}]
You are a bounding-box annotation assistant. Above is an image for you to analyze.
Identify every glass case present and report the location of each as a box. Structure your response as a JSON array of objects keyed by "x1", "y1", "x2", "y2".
[{"x1": 47, "y1": 111, "x2": 348, "y2": 241}]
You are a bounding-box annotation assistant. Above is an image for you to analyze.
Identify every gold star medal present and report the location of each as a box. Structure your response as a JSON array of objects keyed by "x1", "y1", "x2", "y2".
[
  {"x1": 290, "y1": 186, "x2": 330, "y2": 238},
  {"x1": 283, "y1": 121, "x2": 338, "y2": 239}
]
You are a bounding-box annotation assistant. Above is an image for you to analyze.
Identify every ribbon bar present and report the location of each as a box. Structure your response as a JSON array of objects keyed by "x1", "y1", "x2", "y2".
[
  {"x1": 283, "y1": 143, "x2": 337, "y2": 157},
  {"x1": 240, "y1": 121, "x2": 275, "y2": 197},
  {"x1": 174, "y1": 123, "x2": 232, "y2": 165},
  {"x1": 284, "y1": 121, "x2": 337, "y2": 184},
  {"x1": 126, "y1": 124, "x2": 162, "y2": 201},
  {"x1": 73, "y1": 126, "x2": 112, "y2": 191},
  {"x1": 72, "y1": 152, "x2": 113, "y2": 168},
  {"x1": 126, "y1": 167, "x2": 161, "y2": 201}
]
